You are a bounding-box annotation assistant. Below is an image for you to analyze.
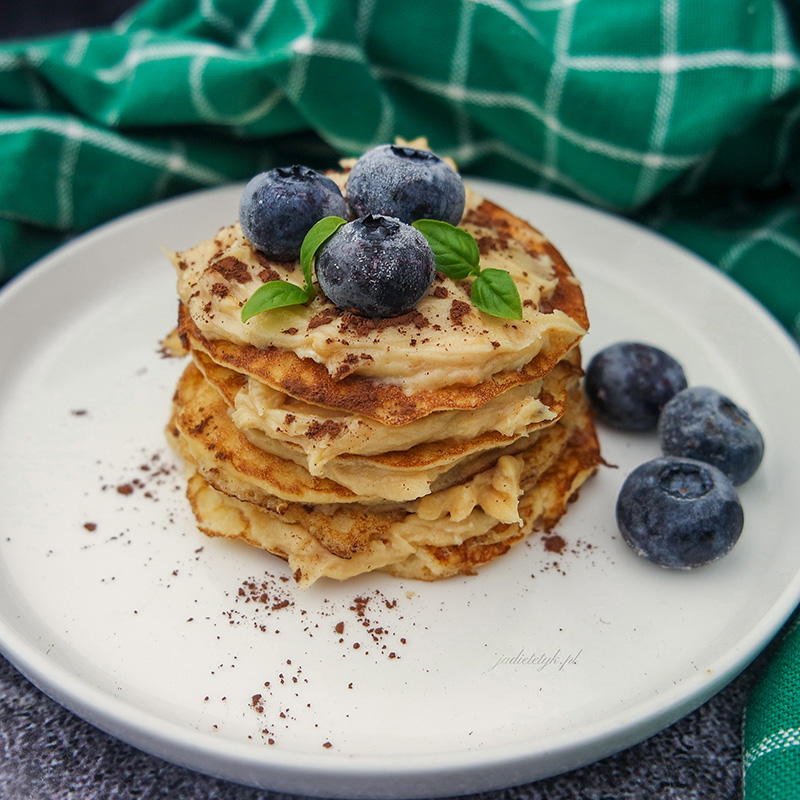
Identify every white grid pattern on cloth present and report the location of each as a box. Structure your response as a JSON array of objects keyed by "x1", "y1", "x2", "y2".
[
  {"x1": 152, "y1": 140, "x2": 191, "y2": 203},
  {"x1": 9, "y1": 1, "x2": 793, "y2": 194},
  {"x1": 359, "y1": 1, "x2": 396, "y2": 145},
  {"x1": 744, "y1": 727, "x2": 800, "y2": 772},
  {"x1": 632, "y1": 0, "x2": 679, "y2": 207},
  {"x1": 717, "y1": 206, "x2": 800, "y2": 275},
  {"x1": 449, "y1": 0, "x2": 477, "y2": 150},
  {"x1": 715, "y1": 202, "x2": 800, "y2": 338},
  {"x1": 452, "y1": 136, "x2": 611, "y2": 205},
  {"x1": 561, "y1": 49, "x2": 800, "y2": 72},
  {"x1": 371, "y1": 64, "x2": 703, "y2": 168},
  {"x1": 716, "y1": 204, "x2": 800, "y2": 339},
  {"x1": 64, "y1": 30, "x2": 91, "y2": 68},
  {"x1": 284, "y1": 0, "x2": 317, "y2": 105},
  {"x1": 236, "y1": 0, "x2": 280, "y2": 50},
  {"x1": 287, "y1": 35, "x2": 389, "y2": 154},
  {"x1": 93, "y1": 30, "x2": 253, "y2": 125},
  {"x1": 347, "y1": 0, "x2": 395, "y2": 144},
  {"x1": 55, "y1": 124, "x2": 82, "y2": 229},
  {"x1": 188, "y1": 54, "x2": 286, "y2": 126},
  {"x1": 521, "y1": 0, "x2": 581, "y2": 10},
  {"x1": 0, "y1": 50, "x2": 51, "y2": 111},
  {"x1": 289, "y1": 37, "x2": 364, "y2": 64},
  {"x1": 286, "y1": 0, "x2": 394, "y2": 152},
  {"x1": 470, "y1": 0, "x2": 545, "y2": 45},
  {"x1": 0, "y1": 115, "x2": 229, "y2": 186},
  {"x1": 769, "y1": 0, "x2": 796, "y2": 97},
  {"x1": 294, "y1": 0, "x2": 796, "y2": 205},
  {"x1": 93, "y1": 35, "x2": 250, "y2": 85},
  {"x1": 199, "y1": 0, "x2": 239, "y2": 39},
  {"x1": 2, "y1": 0, "x2": 799, "y2": 303},
  {"x1": 355, "y1": 0, "x2": 376, "y2": 45},
  {"x1": 765, "y1": 96, "x2": 800, "y2": 187},
  {"x1": 537, "y1": 0, "x2": 576, "y2": 194}
]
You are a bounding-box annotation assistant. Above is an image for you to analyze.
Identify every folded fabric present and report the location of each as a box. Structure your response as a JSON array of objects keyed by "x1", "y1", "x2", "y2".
[
  {"x1": 744, "y1": 614, "x2": 800, "y2": 799},
  {"x1": 1, "y1": 0, "x2": 799, "y2": 795},
  {"x1": 1, "y1": 0, "x2": 799, "y2": 341}
]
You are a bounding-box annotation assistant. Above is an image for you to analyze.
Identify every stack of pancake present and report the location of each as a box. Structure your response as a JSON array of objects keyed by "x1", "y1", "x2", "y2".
[{"x1": 165, "y1": 168, "x2": 601, "y2": 587}]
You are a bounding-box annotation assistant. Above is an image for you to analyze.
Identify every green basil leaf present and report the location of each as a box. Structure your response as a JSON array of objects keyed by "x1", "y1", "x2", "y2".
[
  {"x1": 470, "y1": 268, "x2": 523, "y2": 320},
  {"x1": 412, "y1": 219, "x2": 480, "y2": 280},
  {"x1": 241, "y1": 281, "x2": 311, "y2": 322},
  {"x1": 300, "y1": 215, "x2": 347, "y2": 291}
]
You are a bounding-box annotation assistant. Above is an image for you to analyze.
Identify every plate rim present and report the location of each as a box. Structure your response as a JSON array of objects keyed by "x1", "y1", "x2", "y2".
[{"x1": 1, "y1": 178, "x2": 799, "y2": 797}]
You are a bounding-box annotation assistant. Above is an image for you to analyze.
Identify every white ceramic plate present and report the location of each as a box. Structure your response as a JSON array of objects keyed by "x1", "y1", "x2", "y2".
[{"x1": 1, "y1": 180, "x2": 799, "y2": 799}]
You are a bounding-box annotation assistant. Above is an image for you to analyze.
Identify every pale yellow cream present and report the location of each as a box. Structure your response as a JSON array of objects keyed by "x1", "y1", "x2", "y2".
[{"x1": 230, "y1": 375, "x2": 555, "y2": 472}]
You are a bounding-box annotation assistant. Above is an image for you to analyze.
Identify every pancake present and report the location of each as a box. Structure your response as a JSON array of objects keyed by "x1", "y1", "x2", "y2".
[
  {"x1": 168, "y1": 358, "x2": 580, "y2": 504},
  {"x1": 171, "y1": 189, "x2": 588, "y2": 425},
  {"x1": 179, "y1": 305, "x2": 580, "y2": 425},
  {"x1": 175, "y1": 389, "x2": 600, "y2": 587},
  {"x1": 190, "y1": 345, "x2": 582, "y2": 487},
  {"x1": 165, "y1": 141, "x2": 600, "y2": 584},
  {"x1": 197, "y1": 347, "x2": 567, "y2": 462}
]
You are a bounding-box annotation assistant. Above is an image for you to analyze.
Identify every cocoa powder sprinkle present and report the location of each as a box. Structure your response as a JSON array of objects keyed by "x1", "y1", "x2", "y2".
[
  {"x1": 339, "y1": 309, "x2": 429, "y2": 335},
  {"x1": 308, "y1": 308, "x2": 337, "y2": 329},
  {"x1": 258, "y1": 266, "x2": 281, "y2": 284},
  {"x1": 449, "y1": 299, "x2": 471, "y2": 325},
  {"x1": 213, "y1": 256, "x2": 252, "y2": 284},
  {"x1": 305, "y1": 420, "x2": 345, "y2": 441}
]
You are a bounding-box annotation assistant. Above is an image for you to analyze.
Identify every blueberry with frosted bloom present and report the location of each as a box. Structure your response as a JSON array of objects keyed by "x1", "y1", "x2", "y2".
[
  {"x1": 346, "y1": 145, "x2": 465, "y2": 226},
  {"x1": 239, "y1": 165, "x2": 347, "y2": 262},
  {"x1": 616, "y1": 456, "x2": 744, "y2": 568},
  {"x1": 585, "y1": 342, "x2": 688, "y2": 431},
  {"x1": 658, "y1": 386, "x2": 764, "y2": 486},
  {"x1": 316, "y1": 214, "x2": 435, "y2": 317}
]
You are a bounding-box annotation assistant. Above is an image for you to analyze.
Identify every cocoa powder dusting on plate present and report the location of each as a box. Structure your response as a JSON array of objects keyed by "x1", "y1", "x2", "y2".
[{"x1": 223, "y1": 575, "x2": 410, "y2": 746}]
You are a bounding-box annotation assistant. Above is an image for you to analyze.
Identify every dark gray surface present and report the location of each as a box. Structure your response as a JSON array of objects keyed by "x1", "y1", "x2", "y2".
[
  {"x1": 1, "y1": 0, "x2": 139, "y2": 40},
  {"x1": 0, "y1": 645, "x2": 757, "y2": 799}
]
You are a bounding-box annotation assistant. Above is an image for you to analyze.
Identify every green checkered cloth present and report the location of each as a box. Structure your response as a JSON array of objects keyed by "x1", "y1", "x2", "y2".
[
  {"x1": 1, "y1": 0, "x2": 799, "y2": 793},
  {"x1": 745, "y1": 614, "x2": 800, "y2": 800}
]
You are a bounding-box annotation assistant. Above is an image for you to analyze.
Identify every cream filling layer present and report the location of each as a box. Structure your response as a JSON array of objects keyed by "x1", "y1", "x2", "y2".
[{"x1": 230, "y1": 375, "x2": 555, "y2": 472}]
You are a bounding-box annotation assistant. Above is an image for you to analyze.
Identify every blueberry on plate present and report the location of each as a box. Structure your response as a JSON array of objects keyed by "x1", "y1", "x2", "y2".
[
  {"x1": 239, "y1": 165, "x2": 347, "y2": 261},
  {"x1": 346, "y1": 144, "x2": 465, "y2": 226},
  {"x1": 658, "y1": 386, "x2": 764, "y2": 486},
  {"x1": 585, "y1": 342, "x2": 688, "y2": 431},
  {"x1": 616, "y1": 456, "x2": 744, "y2": 569},
  {"x1": 315, "y1": 214, "x2": 435, "y2": 317}
]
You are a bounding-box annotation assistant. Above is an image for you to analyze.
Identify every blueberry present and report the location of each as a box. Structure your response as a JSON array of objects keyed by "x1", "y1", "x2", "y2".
[
  {"x1": 616, "y1": 457, "x2": 744, "y2": 568},
  {"x1": 585, "y1": 342, "x2": 688, "y2": 430},
  {"x1": 658, "y1": 387, "x2": 764, "y2": 486},
  {"x1": 346, "y1": 144, "x2": 465, "y2": 225},
  {"x1": 239, "y1": 165, "x2": 347, "y2": 261},
  {"x1": 315, "y1": 214, "x2": 435, "y2": 317}
]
